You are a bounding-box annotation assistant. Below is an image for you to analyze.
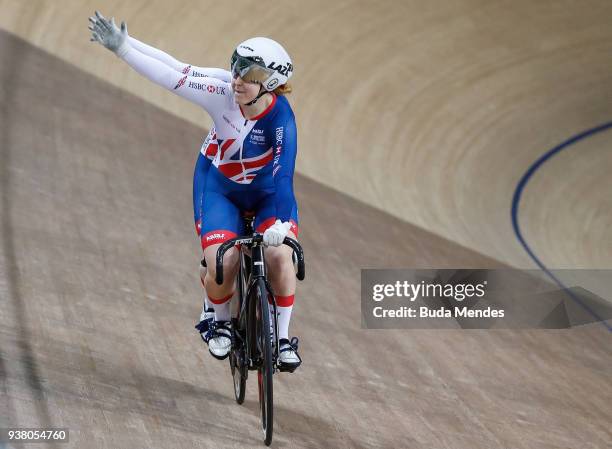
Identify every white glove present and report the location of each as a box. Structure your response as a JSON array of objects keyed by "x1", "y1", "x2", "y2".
[
  {"x1": 263, "y1": 220, "x2": 292, "y2": 247},
  {"x1": 88, "y1": 11, "x2": 129, "y2": 56}
]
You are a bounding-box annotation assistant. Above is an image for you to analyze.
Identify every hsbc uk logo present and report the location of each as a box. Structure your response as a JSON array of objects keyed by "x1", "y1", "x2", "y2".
[
  {"x1": 207, "y1": 85, "x2": 226, "y2": 95},
  {"x1": 181, "y1": 66, "x2": 210, "y2": 77},
  {"x1": 273, "y1": 126, "x2": 283, "y2": 173},
  {"x1": 187, "y1": 81, "x2": 226, "y2": 95},
  {"x1": 275, "y1": 127, "x2": 283, "y2": 148}
]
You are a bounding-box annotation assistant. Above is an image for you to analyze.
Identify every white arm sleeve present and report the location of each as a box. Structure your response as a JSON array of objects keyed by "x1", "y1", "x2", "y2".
[
  {"x1": 120, "y1": 45, "x2": 232, "y2": 114},
  {"x1": 127, "y1": 36, "x2": 232, "y2": 81}
]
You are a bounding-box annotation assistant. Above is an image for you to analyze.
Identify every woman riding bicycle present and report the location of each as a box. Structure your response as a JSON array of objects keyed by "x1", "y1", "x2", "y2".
[{"x1": 89, "y1": 13, "x2": 301, "y2": 370}]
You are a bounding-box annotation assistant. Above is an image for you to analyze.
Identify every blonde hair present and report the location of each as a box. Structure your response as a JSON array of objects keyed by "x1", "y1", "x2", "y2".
[{"x1": 273, "y1": 82, "x2": 292, "y2": 95}]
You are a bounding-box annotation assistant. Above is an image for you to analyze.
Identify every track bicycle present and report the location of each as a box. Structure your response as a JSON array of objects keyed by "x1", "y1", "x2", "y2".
[{"x1": 215, "y1": 216, "x2": 305, "y2": 446}]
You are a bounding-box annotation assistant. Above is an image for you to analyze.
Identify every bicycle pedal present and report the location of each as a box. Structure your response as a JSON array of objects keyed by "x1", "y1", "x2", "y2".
[{"x1": 277, "y1": 360, "x2": 301, "y2": 373}]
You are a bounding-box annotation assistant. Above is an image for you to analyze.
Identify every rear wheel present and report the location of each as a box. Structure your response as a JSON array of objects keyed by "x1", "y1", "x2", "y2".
[
  {"x1": 230, "y1": 254, "x2": 248, "y2": 404},
  {"x1": 254, "y1": 280, "x2": 274, "y2": 445},
  {"x1": 229, "y1": 332, "x2": 246, "y2": 404}
]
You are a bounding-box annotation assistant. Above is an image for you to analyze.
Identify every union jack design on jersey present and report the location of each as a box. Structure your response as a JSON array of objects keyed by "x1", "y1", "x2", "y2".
[
  {"x1": 201, "y1": 128, "x2": 219, "y2": 160},
  {"x1": 213, "y1": 137, "x2": 273, "y2": 184}
]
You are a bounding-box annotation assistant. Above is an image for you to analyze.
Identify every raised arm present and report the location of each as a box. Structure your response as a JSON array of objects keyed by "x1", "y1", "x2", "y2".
[
  {"x1": 127, "y1": 35, "x2": 232, "y2": 81},
  {"x1": 89, "y1": 12, "x2": 231, "y2": 113},
  {"x1": 120, "y1": 45, "x2": 231, "y2": 111}
]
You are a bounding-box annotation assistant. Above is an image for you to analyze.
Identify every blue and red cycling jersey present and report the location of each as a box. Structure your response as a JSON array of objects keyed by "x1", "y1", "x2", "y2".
[{"x1": 120, "y1": 38, "x2": 299, "y2": 248}]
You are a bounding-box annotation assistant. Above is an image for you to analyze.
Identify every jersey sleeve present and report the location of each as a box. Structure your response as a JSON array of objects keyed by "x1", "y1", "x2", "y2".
[
  {"x1": 270, "y1": 110, "x2": 298, "y2": 223},
  {"x1": 193, "y1": 127, "x2": 218, "y2": 225},
  {"x1": 127, "y1": 36, "x2": 232, "y2": 81},
  {"x1": 120, "y1": 45, "x2": 232, "y2": 114},
  {"x1": 127, "y1": 36, "x2": 185, "y2": 72}
]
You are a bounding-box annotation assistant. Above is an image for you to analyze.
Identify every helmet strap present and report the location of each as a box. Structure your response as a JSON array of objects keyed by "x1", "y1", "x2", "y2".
[{"x1": 244, "y1": 84, "x2": 267, "y2": 106}]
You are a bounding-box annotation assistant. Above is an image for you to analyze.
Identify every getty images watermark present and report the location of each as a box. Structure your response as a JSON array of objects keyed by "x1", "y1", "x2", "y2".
[
  {"x1": 361, "y1": 269, "x2": 612, "y2": 329},
  {"x1": 372, "y1": 278, "x2": 496, "y2": 318}
]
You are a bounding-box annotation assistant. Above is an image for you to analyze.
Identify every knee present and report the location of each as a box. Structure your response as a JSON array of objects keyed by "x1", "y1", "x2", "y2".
[
  {"x1": 205, "y1": 258, "x2": 237, "y2": 281},
  {"x1": 204, "y1": 248, "x2": 238, "y2": 282},
  {"x1": 266, "y1": 247, "x2": 292, "y2": 272}
]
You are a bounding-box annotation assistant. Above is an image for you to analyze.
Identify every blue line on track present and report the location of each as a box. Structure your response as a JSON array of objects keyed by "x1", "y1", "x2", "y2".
[{"x1": 511, "y1": 121, "x2": 612, "y2": 332}]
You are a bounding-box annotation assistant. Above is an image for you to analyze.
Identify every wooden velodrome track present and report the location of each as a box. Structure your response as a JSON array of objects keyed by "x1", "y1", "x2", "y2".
[{"x1": 1, "y1": 1, "x2": 611, "y2": 448}]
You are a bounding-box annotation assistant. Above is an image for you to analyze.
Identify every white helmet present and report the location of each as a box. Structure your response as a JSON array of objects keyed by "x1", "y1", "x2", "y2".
[{"x1": 231, "y1": 37, "x2": 293, "y2": 91}]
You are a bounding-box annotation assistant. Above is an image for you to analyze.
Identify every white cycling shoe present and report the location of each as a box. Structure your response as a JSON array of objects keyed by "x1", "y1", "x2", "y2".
[
  {"x1": 208, "y1": 321, "x2": 232, "y2": 360},
  {"x1": 194, "y1": 307, "x2": 215, "y2": 344},
  {"x1": 278, "y1": 337, "x2": 301, "y2": 372}
]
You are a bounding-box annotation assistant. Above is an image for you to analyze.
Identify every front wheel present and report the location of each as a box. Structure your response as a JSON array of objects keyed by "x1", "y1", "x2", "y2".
[{"x1": 254, "y1": 279, "x2": 274, "y2": 445}]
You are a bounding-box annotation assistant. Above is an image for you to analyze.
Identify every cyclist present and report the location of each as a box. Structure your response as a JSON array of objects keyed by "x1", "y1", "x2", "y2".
[{"x1": 89, "y1": 13, "x2": 302, "y2": 369}]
